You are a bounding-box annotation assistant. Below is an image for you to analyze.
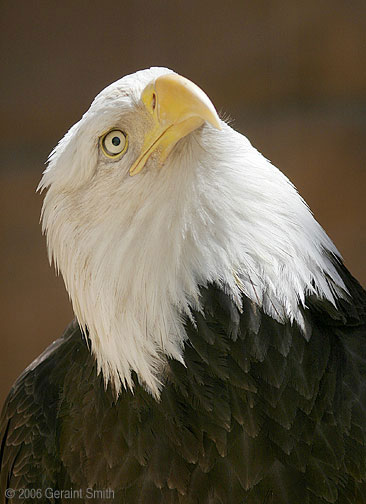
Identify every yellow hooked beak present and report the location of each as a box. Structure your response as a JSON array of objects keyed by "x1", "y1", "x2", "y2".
[{"x1": 129, "y1": 73, "x2": 222, "y2": 176}]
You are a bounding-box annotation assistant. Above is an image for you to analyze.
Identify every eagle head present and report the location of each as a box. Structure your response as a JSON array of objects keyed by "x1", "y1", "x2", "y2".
[{"x1": 38, "y1": 67, "x2": 346, "y2": 397}]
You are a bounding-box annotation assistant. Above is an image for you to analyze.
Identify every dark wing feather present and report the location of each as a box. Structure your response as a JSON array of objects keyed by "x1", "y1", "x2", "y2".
[
  {"x1": 0, "y1": 321, "x2": 88, "y2": 503},
  {"x1": 176, "y1": 260, "x2": 366, "y2": 504},
  {"x1": 0, "y1": 257, "x2": 365, "y2": 504}
]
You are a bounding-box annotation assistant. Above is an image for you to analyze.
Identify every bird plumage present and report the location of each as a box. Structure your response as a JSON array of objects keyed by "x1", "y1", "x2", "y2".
[{"x1": 1, "y1": 67, "x2": 366, "y2": 503}]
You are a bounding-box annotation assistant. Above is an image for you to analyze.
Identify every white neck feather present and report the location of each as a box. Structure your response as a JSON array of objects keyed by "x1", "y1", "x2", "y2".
[{"x1": 40, "y1": 123, "x2": 346, "y2": 396}]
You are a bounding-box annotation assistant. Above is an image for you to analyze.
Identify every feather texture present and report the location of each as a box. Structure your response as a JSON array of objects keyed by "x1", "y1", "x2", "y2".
[{"x1": 1, "y1": 261, "x2": 366, "y2": 502}]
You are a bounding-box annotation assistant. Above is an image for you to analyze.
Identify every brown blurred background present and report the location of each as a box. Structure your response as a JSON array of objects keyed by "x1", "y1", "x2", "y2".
[{"x1": 0, "y1": 1, "x2": 365, "y2": 407}]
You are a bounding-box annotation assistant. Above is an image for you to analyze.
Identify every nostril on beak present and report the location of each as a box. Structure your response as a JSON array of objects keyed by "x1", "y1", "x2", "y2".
[{"x1": 152, "y1": 92, "x2": 156, "y2": 111}]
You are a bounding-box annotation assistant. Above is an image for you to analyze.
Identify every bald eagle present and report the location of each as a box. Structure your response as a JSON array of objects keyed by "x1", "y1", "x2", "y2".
[{"x1": 1, "y1": 67, "x2": 366, "y2": 504}]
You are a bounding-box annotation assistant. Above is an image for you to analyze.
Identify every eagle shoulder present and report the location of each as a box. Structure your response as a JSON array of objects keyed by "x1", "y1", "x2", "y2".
[{"x1": 0, "y1": 321, "x2": 87, "y2": 500}]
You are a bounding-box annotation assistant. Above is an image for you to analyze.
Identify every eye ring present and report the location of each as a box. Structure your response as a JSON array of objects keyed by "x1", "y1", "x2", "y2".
[{"x1": 100, "y1": 129, "x2": 128, "y2": 158}]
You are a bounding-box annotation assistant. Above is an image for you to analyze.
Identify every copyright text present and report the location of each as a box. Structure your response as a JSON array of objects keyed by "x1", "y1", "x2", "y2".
[{"x1": 5, "y1": 487, "x2": 115, "y2": 500}]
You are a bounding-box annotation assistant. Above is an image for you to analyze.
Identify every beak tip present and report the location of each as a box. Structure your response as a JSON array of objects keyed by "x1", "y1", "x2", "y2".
[
  {"x1": 207, "y1": 115, "x2": 222, "y2": 131},
  {"x1": 215, "y1": 120, "x2": 223, "y2": 131}
]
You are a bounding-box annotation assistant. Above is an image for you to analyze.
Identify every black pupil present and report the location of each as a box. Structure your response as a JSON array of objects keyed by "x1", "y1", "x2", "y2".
[{"x1": 112, "y1": 136, "x2": 121, "y2": 146}]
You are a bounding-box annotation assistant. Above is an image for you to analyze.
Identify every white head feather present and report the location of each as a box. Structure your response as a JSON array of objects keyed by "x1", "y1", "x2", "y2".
[{"x1": 39, "y1": 67, "x2": 346, "y2": 396}]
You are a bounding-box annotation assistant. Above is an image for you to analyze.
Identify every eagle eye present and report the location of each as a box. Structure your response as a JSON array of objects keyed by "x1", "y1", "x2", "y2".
[{"x1": 100, "y1": 129, "x2": 128, "y2": 158}]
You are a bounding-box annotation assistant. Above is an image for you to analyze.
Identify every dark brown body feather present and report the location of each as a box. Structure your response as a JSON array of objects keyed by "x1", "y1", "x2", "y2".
[{"x1": 1, "y1": 257, "x2": 366, "y2": 503}]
